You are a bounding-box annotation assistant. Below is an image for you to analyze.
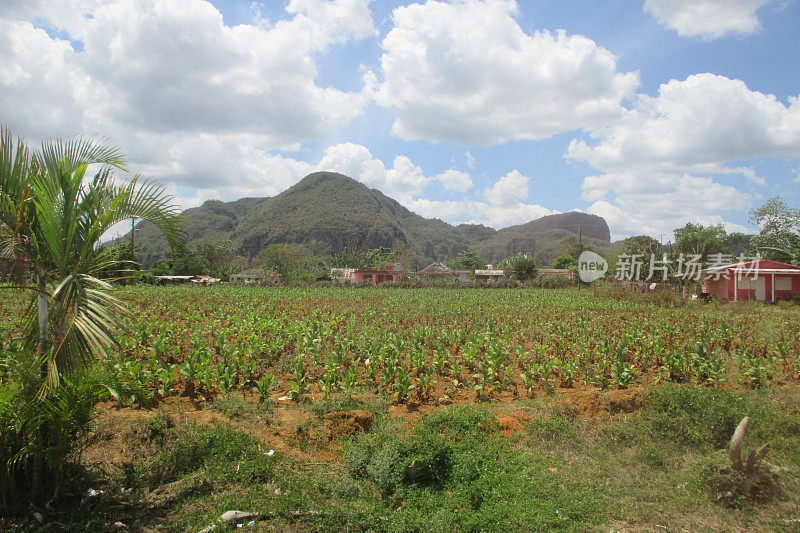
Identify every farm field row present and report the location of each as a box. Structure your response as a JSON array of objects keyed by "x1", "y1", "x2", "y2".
[{"x1": 3, "y1": 285, "x2": 799, "y2": 405}]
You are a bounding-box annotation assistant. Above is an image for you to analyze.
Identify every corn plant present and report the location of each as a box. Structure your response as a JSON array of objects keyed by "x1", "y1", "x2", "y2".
[
  {"x1": 691, "y1": 344, "x2": 726, "y2": 386},
  {"x1": 393, "y1": 366, "x2": 413, "y2": 403},
  {"x1": 737, "y1": 349, "x2": 774, "y2": 389},
  {"x1": 254, "y1": 373, "x2": 274, "y2": 401},
  {"x1": 287, "y1": 358, "x2": 310, "y2": 401}
]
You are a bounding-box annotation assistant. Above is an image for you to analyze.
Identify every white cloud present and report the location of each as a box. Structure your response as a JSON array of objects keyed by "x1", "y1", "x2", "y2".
[
  {"x1": 644, "y1": 0, "x2": 774, "y2": 39},
  {"x1": 582, "y1": 172, "x2": 750, "y2": 239},
  {"x1": 794, "y1": 166, "x2": 800, "y2": 183},
  {"x1": 566, "y1": 73, "x2": 795, "y2": 238},
  {"x1": 435, "y1": 169, "x2": 473, "y2": 192},
  {"x1": 406, "y1": 197, "x2": 557, "y2": 229},
  {"x1": 568, "y1": 74, "x2": 800, "y2": 173},
  {"x1": 318, "y1": 143, "x2": 430, "y2": 199},
  {"x1": 405, "y1": 170, "x2": 557, "y2": 228},
  {"x1": 367, "y1": 0, "x2": 639, "y2": 144},
  {"x1": 483, "y1": 170, "x2": 528, "y2": 207},
  {"x1": 0, "y1": 20, "x2": 92, "y2": 140},
  {"x1": 464, "y1": 151, "x2": 476, "y2": 170},
  {"x1": 1, "y1": 0, "x2": 374, "y2": 150}
]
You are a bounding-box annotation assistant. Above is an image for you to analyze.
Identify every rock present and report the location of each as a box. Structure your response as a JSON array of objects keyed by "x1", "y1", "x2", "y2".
[
  {"x1": 437, "y1": 396, "x2": 453, "y2": 406},
  {"x1": 220, "y1": 511, "x2": 257, "y2": 522},
  {"x1": 111, "y1": 521, "x2": 127, "y2": 530},
  {"x1": 323, "y1": 410, "x2": 374, "y2": 436}
]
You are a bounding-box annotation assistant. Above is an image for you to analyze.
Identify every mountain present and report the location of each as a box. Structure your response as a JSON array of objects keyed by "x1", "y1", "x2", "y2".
[
  {"x1": 130, "y1": 171, "x2": 611, "y2": 267},
  {"x1": 475, "y1": 212, "x2": 611, "y2": 265}
]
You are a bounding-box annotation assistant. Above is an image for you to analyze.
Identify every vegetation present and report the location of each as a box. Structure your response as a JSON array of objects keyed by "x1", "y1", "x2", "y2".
[
  {"x1": 750, "y1": 196, "x2": 800, "y2": 264},
  {"x1": 0, "y1": 285, "x2": 798, "y2": 529},
  {"x1": 131, "y1": 171, "x2": 611, "y2": 268},
  {"x1": 499, "y1": 253, "x2": 539, "y2": 281},
  {"x1": 0, "y1": 125, "x2": 182, "y2": 506}
]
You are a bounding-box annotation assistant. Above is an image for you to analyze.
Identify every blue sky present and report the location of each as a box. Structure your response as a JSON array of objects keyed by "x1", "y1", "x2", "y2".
[{"x1": 1, "y1": 0, "x2": 799, "y2": 241}]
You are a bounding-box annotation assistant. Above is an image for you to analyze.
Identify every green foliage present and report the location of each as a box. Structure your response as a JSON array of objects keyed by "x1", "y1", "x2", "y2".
[
  {"x1": 141, "y1": 422, "x2": 275, "y2": 486},
  {"x1": 672, "y1": 223, "x2": 730, "y2": 262},
  {"x1": 447, "y1": 250, "x2": 486, "y2": 271},
  {"x1": 499, "y1": 253, "x2": 539, "y2": 281},
  {"x1": 644, "y1": 385, "x2": 746, "y2": 448},
  {"x1": 345, "y1": 408, "x2": 601, "y2": 530},
  {"x1": 619, "y1": 235, "x2": 663, "y2": 279},
  {"x1": 749, "y1": 196, "x2": 800, "y2": 264},
  {"x1": 552, "y1": 253, "x2": 576, "y2": 269},
  {"x1": 0, "y1": 345, "x2": 111, "y2": 510}
]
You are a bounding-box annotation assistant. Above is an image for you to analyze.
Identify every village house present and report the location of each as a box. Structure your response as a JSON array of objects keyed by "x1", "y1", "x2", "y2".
[
  {"x1": 332, "y1": 264, "x2": 404, "y2": 286},
  {"x1": 474, "y1": 265, "x2": 506, "y2": 283},
  {"x1": 420, "y1": 262, "x2": 472, "y2": 283},
  {"x1": 230, "y1": 269, "x2": 281, "y2": 285},
  {"x1": 700, "y1": 259, "x2": 800, "y2": 302},
  {"x1": 538, "y1": 268, "x2": 576, "y2": 282}
]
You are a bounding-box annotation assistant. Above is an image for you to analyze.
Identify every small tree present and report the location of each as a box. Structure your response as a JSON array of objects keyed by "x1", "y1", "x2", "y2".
[
  {"x1": 0, "y1": 125, "x2": 183, "y2": 505},
  {"x1": 553, "y1": 253, "x2": 576, "y2": 269},
  {"x1": 750, "y1": 196, "x2": 800, "y2": 264},
  {"x1": 448, "y1": 250, "x2": 486, "y2": 271},
  {"x1": 500, "y1": 253, "x2": 539, "y2": 281}
]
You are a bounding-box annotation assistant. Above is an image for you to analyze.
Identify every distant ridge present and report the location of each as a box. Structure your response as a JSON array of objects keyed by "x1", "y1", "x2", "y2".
[{"x1": 131, "y1": 171, "x2": 611, "y2": 267}]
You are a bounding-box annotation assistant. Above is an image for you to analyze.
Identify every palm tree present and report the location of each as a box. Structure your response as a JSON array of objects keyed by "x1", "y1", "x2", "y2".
[{"x1": 0, "y1": 125, "x2": 183, "y2": 387}]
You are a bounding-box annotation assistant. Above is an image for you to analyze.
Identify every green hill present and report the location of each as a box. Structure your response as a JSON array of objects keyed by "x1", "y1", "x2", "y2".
[{"x1": 130, "y1": 171, "x2": 611, "y2": 267}]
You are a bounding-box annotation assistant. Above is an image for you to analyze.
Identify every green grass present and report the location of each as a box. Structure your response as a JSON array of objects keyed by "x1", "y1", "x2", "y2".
[{"x1": 3, "y1": 385, "x2": 799, "y2": 532}]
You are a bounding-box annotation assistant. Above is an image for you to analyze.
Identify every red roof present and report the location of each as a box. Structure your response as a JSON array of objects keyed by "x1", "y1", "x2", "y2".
[{"x1": 702, "y1": 258, "x2": 800, "y2": 272}]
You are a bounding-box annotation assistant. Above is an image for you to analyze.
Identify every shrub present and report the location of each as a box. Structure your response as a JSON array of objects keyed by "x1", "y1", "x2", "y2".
[
  {"x1": 499, "y1": 253, "x2": 539, "y2": 281},
  {"x1": 0, "y1": 346, "x2": 108, "y2": 511},
  {"x1": 144, "y1": 422, "x2": 272, "y2": 485},
  {"x1": 645, "y1": 385, "x2": 746, "y2": 448}
]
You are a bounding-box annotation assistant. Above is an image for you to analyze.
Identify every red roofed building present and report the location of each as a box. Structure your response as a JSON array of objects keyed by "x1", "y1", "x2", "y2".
[{"x1": 701, "y1": 259, "x2": 800, "y2": 302}]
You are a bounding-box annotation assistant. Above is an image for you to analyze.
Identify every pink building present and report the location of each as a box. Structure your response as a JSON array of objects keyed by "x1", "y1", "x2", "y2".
[
  {"x1": 348, "y1": 265, "x2": 404, "y2": 286},
  {"x1": 701, "y1": 259, "x2": 800, "y2": 302}
]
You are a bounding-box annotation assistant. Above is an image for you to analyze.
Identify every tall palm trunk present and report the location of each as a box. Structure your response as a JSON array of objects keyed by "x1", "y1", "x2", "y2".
[
  {"x1": 37, "y1": 266, "x2": 49, "y2": 355},
  {"x1": 33, "y1": 265, "x2": 49, "y2": 501}
]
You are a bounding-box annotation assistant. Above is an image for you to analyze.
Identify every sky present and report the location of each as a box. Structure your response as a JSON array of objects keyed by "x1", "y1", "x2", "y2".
[{"x1": 1, "y1": 0, "x2": 799, "y2": 242}]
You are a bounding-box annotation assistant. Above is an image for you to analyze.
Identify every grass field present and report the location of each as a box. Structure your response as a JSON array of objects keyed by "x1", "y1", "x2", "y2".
[{"x1": 1, "y1": 285, "x2": 799, "y2": 531}]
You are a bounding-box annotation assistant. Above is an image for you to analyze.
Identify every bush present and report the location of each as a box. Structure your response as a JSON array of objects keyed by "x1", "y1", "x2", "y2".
[
  {"x1": 0, "y1": 345, "x2": 108, "y2": 511},
  {"x1": 345, "y1": 407, "x2": 601, "y2": 530},
  {"x1": 144, "y1": 422, "x2": 273, "y2": 485},
  {"x1": 499, "y1": 253, "x2": 539, "y2": 281},
  {"x1": 645, "y1": 385, "x2": 747, "y2": 448}
]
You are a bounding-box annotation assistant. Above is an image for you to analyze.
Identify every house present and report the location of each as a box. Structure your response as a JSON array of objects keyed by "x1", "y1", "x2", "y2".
[
  {"x1": 337, "y1": 264, "x2": 404, "y2": 286},
  {"x1": 330, "y1": 268, "x2": 355, "y2": 283},
  {"x1": 192, "y1": 275, "x2": 221, "y2": 285},
  {"x1": 700, "y1": 259, "x2": 800, "y2": 302},
  {"x1": 538, "y1": 268, "x2": 576, "y2": 281},
  {"x1": 154, "y1": 275, "x2": 196, "y2": 285},
  {"x1": 474, "y1": 266, "x2": 505, "y2": 283},
  {"x1": 420, "y1": 262, "x2": 473, "y2": 283},
  {"x1": 230, "y1": 269, "x2": 281, "y2": 285},
  {"x1": 421, "y1": 261, "x2": 453, "y2": 277}
]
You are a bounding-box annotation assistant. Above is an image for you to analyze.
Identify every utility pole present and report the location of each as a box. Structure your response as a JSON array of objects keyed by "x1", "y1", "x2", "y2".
[
  {"x1": 130, "y1": 217, "x2": 138, "y2": 263},
  {"x1": 576, "y1": 224, "x2": 584, "y2": 290}
]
